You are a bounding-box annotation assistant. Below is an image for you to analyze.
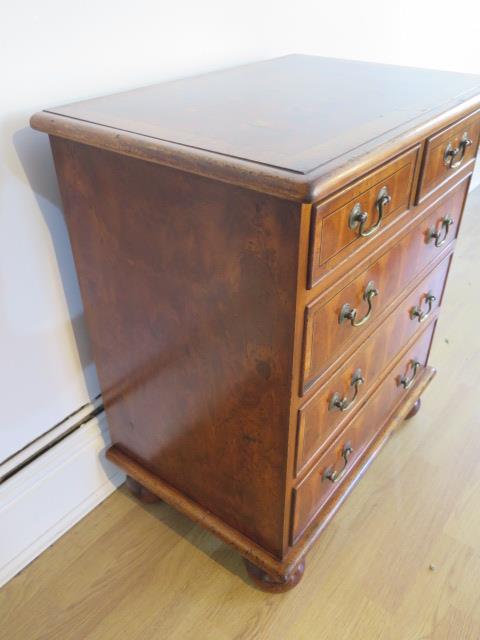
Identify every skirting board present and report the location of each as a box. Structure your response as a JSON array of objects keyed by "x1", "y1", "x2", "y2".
[
  {"x1": 0, "y1": 396, "x2": 103, "y2": 482},
  {"x1": 0, "y1": 409, "x2": 125, "y2": 588}
]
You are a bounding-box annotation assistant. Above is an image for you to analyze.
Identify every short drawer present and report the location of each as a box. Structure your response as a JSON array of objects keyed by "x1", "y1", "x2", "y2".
[
  {"x1": 309, "y1": 146, "x2": 419, "y2": 288},
  {"x1": 302, "y1": 175, "x2": 469, "y2": 393},
  {"x1": 291, "y1": 322, "x2": 436, "y2": 544},
  {"x1": 296, "y1": 253, "x2": 451, "y2": 475},
  {"x1": 417, "y1": 110, "x2": 480, "y2": 203}
]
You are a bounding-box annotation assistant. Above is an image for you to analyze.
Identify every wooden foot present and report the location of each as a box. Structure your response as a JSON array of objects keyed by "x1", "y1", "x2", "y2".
[
  {"x1": 405, "y1": 398, "x2": 421, "y2": 420},
  {"x1": 125, "y1": 475, "x2": 162, "y2": 504},
  {"x1": 244, "y1": 558, "x2": 305, "y2": 593}
]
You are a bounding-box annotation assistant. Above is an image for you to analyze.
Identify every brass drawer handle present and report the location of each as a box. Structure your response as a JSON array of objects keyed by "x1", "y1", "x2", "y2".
[
  {"x1": 329, "y1": 368, "x2": 364, "y2": 412},
  {"x1": 428, "y1": 215, "x2": 454, "y2": 247},
  {"x1": 444, "y1": 132, "x2": 472, "y2": 169},
  {"x1": 400, "y1": 359, "x2": 421, "y2": 390},
  {"x1": 322, "y1": 443, "x2": 353, "y2": 483},
  {"x1": 339, "y1": 281, "x2": 379, "y2": 327},
  {"x1": 411, "y1": 292, "x2": 436, "y2": 323},
  {"x1": 349, "y1": 186, "x2": 391, "y2": 238}
]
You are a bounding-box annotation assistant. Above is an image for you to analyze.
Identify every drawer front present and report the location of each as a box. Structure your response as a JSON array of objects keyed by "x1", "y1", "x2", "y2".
[
  {"x1": 296, "y1": 254, "x2": 451, "y2": 475},
  {"x1": 309, "y1": 147, "x2": 419, "y2": 288},
  {"x1": 292, "y1": 322, "x2": 436, "y2": 544},
  {"x1": 417, "y1": 110, "x2": 480, "y2": 203},
  {"x1": 302, "y1": 175, "x2": 469, "y2": 393}
]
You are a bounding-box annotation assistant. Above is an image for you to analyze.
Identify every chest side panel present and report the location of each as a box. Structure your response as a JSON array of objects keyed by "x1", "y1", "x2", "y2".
[{"x1": 51, "y1": 137, "x2": 301, "y2": 557}]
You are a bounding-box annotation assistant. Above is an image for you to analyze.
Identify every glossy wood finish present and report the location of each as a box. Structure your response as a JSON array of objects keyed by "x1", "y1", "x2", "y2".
[
  {"x1": 292, "y1": 324, "x2": 436, "y2": 543},
  {"x1": 50, "y1": 137, "x2": 300, "y2": 558},
  {"x1": 3, "y1": 188, "x2": 480, "y2": 634},
  {"x1": 418, "y1": 110, "x2": 480, "y2": 203},
  {"x1": 302, "y1": 161, "x2": 473, "y2": 304},
  {"x1": 31, "y1": 56, "x2": 480, "y2": 591},
  {"x1": 296, "y1": 254, "x2": 451, "y2": 476},
  {"x1": 40, "y1": 58, "x2": 480, "y2": 175},
  {"x1": 31, "y1": 57, "x2": 480, "y2": 202},
  {"x1": 302, "y1": 176, "x2": 470, "y2": 393},
  {"x1": 107, "y1": 364, "x2": 434, "y2": 582},
  {"x1": 309, "y1": 145, "x2": 419, "y2": 287}
]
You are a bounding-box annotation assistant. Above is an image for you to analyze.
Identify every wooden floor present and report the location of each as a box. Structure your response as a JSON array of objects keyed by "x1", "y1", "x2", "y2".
[{"x1": 2, "y1": 188, "x2": 480, "y2": 640}]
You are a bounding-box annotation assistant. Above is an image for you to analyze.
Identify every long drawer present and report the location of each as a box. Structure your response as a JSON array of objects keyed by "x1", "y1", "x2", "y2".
[
  {"x1": 292, "y1": 322, "x2": 436, "y2": 544},
  {"x1": 301, "y1": 175, "x2": 469, "y2": 394},
  {"x1": 296, "y1": 253, "x2": 451, "y2": 476}
]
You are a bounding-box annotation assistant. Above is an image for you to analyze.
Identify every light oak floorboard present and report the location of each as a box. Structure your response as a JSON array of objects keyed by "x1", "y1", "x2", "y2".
[{"x1": 2, "y1": 188, "x2": 480, "y2": 640}]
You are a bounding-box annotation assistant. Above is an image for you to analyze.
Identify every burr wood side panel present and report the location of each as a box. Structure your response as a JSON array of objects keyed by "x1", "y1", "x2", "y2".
[{"x1": 50, "y1": 137, "x2": 301, "y2": 557}]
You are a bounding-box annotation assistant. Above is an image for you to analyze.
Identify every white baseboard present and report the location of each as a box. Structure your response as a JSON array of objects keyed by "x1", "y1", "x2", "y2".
[
  {"x1": 0, "y1": 409, "x2": 125, "y2": 588},
  {"x1": 0, "y1": 396, "x2": 103, "y2": 481}
]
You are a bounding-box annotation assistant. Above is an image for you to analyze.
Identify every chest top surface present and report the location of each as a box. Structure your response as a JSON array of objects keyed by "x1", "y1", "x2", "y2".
[{"x1": 32, "y1": 55, "x2": 480, "y2": 200}]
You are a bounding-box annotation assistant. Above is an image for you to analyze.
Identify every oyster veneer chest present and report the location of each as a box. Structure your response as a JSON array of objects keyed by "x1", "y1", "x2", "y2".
[{"x1": 32, "y1": 55, "x2": 480, "y2": 591}]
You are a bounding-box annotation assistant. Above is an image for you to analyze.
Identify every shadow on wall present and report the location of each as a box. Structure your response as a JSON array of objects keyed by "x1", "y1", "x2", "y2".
[{"x1": 11, "y1": 124, "x2": 99, "y2": 399}]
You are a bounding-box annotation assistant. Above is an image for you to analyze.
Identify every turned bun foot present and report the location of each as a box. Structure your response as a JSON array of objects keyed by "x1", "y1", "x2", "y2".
[
  {"x1": 405, "y1": 398, "x2": 421, "y2": 420},
  {"x1": 125, "y1": 475, "x2": 162, "y2": 504},
  {"x1": 244, "y1": 558, "x2": 305, "y2": 593}
]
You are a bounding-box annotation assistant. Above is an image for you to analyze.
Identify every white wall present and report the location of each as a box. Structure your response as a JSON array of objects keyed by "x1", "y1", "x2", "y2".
[{"x1": 2, "y1": 0, "x2": 480, "y2": 463}]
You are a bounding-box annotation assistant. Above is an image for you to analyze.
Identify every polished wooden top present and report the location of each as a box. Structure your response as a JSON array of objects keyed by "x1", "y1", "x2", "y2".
[{"x1": 32, "y1": 56, "x2": 480, "y2": 200}]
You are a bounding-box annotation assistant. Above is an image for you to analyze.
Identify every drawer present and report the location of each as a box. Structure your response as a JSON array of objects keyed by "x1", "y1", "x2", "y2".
[
  {"x1": 417, "y1": 110, "x2": 480, "y2": 203},
  {"x1": 302, "y1": 175, "x2": 469, "y2": 394},
  {"x1": 291, "y1": 322, "x2": 436, "y2": 544},
  {"x1": 309, "y1": 146, "x2": 419, "y2": 288},
  {"x1": 296, "y1": 254, "x2": 451, "y2": 475}
]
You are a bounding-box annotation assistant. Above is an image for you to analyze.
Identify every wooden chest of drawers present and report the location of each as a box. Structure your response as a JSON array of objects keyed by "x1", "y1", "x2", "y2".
[{"x1": 32, "y1": 55, "x2": 480, "y2": 592}]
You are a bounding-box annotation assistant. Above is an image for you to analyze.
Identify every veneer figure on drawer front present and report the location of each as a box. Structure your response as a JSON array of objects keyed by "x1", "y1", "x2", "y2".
[{"x1": 32, "y1": 56, "x2": 480, "y2": 591}]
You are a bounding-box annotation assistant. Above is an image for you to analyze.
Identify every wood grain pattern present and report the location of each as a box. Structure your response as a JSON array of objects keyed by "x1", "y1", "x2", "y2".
[
  {"x1": 31, "y1": 57, "x2": 480, "y2": 202},
  {"x1": 40, "y1": 57, "x2": 480, "y2": 175},
  {"x1": 1, "y1": 189, "x2": 480, "y2": 636},
  {"x1": 293, "y1": 323, "x2": 436, "y2": 544},
  {"x1": 107, "y1": 364, "x2": 433, "y2": 581},
  {"x1": 302, "y1": 175, "x2": 470, "y2": 392},
  {"x1": 28, "y1": 57, "x2": 480, "y2": 591},
  {"x1": 302, "y1": 161, "x2": 473, "y2": 302},
  {"x1": 417, "y1": 109, "x2": 480, "y2": 203},
  {"x1": 296, "y1": 254, "x2": 451, "y2": 476},
  {"x1": 50, "y1": 136, "x2": 301, "y2": 558},
  {"x1": 309, "y1": 145, "x2": 419, "y2": 287}
]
